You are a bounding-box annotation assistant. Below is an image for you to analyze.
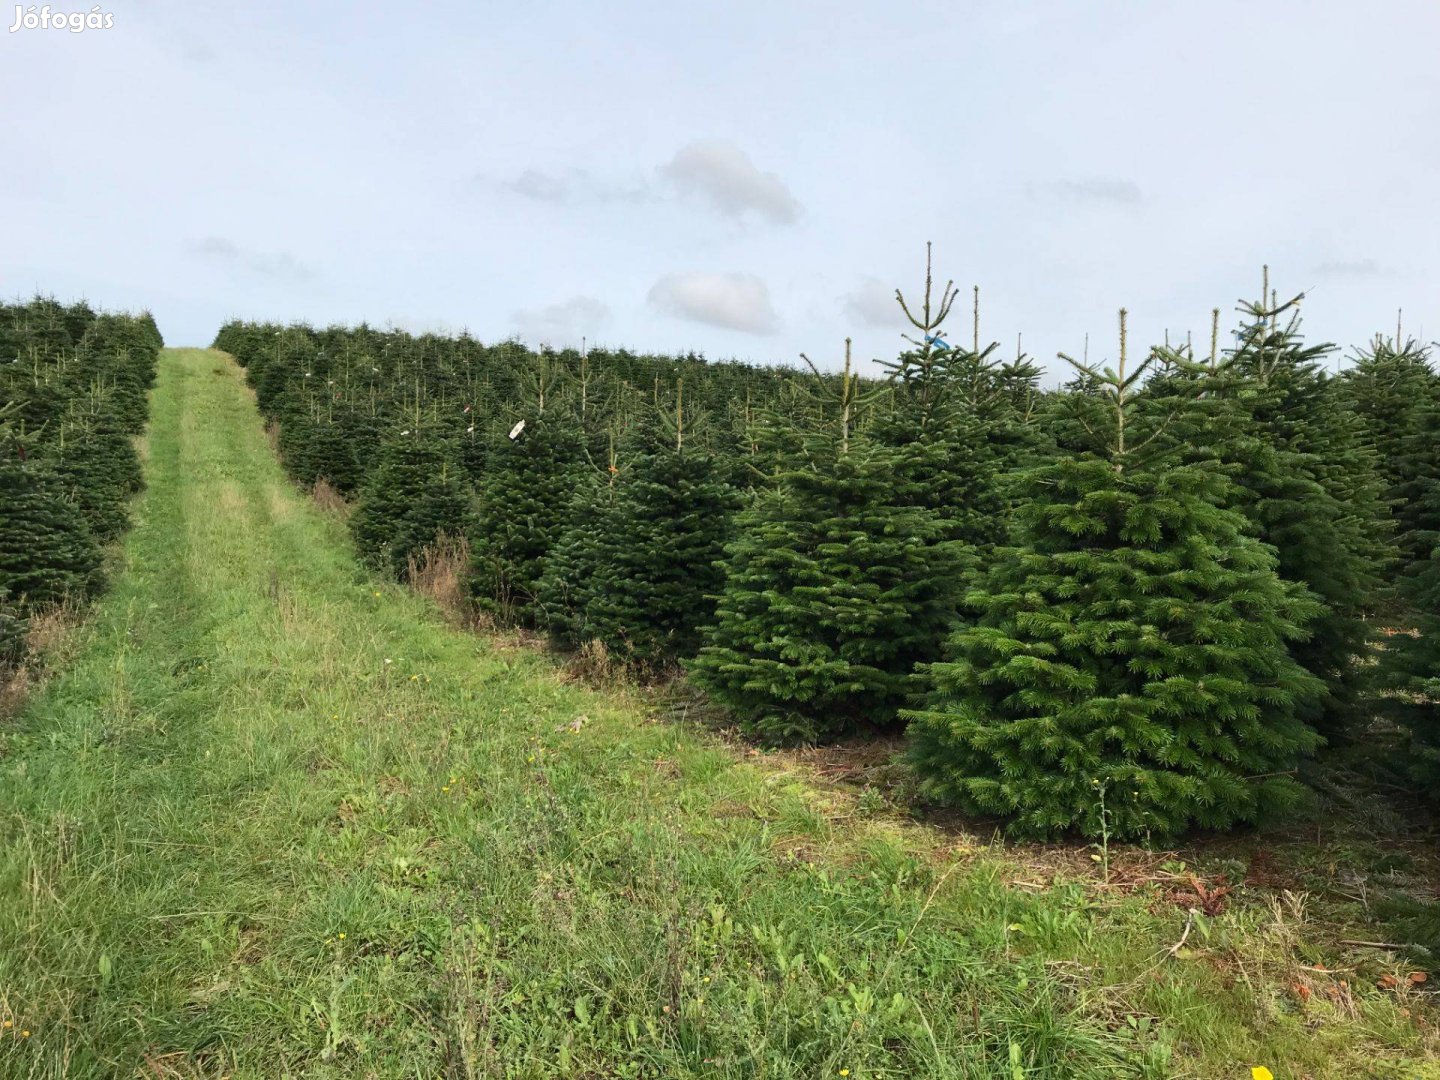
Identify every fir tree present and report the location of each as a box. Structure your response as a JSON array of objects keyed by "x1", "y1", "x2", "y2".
[
  {"x1": 1340, "y1": 330, "x2": 1440, "y2": 572},
  {"x1": 0, "y1": 420, "x2": 104, "y2": 616},
  {"x1": 1142, "y1": 288, "x2": 1389, "y2": 742},
  {"x1": 44, "y1": 386, "x2": 144, "y2": 542},
  {"x1": 567, "y1": 387, "x2": 738, "y2": 669},
  {"x1": 535, "y1": 446, "x2": 620, "y2": 648},
  {"x1": 873, "y1": 248, "x2": 1007, "y2": 549},
  {"x1": 470, "y1": 400, "x2": 582, "y2": 624},
  {"x1": 906, "y1": 312, "x2": 1325, "y2": 839},
  {"x1": 1380, "y1": 389, "x2": 1440, "y2": 792},
  {"x1": 691, "y1": 342, "x2": 967, "y2": 742},
  {"x1": 351, "y1": 432, "x2": 472, "y2": 580}
]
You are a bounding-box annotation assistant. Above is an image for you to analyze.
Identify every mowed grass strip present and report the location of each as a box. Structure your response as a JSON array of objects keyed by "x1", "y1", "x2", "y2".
[{"x1": 0, "y1": 348, "x2": 1433, "y2": 1078}]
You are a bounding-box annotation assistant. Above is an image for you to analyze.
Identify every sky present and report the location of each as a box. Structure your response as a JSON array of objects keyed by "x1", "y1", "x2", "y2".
[{"x1": 3, "y1": 0, "x2": 1437, "y2": 381}]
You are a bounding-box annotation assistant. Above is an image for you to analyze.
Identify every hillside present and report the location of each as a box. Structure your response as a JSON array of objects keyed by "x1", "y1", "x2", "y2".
[{"x1": 1, "y1": 347, "x2": 1436, "y2": 1077}]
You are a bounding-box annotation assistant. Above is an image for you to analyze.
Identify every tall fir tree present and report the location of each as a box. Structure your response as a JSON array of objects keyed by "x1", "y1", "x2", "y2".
[
  {"x1": 1140, "y1": 286, "x2": 1389, "y2": 742},
  {"x1": 907, "y1": 312, "x2": 1325, "y2": 839},
  {"x1": 535, "y1": 442, "x2": 621, "y2": 648},
  {"x1": 691, "y1": 342, "x2": 967, "y2": 742}
]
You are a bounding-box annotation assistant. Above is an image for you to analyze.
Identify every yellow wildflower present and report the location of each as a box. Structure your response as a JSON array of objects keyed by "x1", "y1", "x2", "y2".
[{"x1": 1251, "y1": 1069, "x2": 1274, "y2": 1080}]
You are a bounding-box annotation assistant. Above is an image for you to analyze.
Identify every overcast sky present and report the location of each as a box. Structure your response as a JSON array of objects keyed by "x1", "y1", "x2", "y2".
[{"x1": 3, "y1": 0, "x2": 1437, "y2": 380}]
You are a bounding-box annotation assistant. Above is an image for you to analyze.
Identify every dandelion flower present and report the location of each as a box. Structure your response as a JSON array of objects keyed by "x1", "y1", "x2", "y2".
[
  {"x1": 442, "y1": 787, "x2": 450, "y2": 793},
  {"x1": 410, "y1": 674, "x2": 419, "y2": 681},
  {"x1": 21, "y1": 1030, "x2": 30, "y2": 1038},
  {"x1": 338, "y1": 933, "x2": 346, "y2": 940},
  {"x1": 2, "y1": 1020, "x2": 10, "y2": 1028},
  {"x1": 840, "y1": 1071, "x2": 850, "y2": 1077},
  {"x1": 1251, "y1": 1069, "x2": 1274, "y2": 1080}
]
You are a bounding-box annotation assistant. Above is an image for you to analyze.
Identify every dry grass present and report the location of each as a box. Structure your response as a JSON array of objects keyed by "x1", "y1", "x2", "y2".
[
  {"x1": 406, "y1": 534, "x2": 475, "y2": 626},
  {"x1": 309, "y1": 477, "x2": 350, "y2": 517},
  {"x1": 0, "y1": 600, "x2": 86, "y2": 719}
]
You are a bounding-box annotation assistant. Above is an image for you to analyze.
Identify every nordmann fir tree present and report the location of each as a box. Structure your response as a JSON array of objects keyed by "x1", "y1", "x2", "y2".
[
  {"x1": 469, "y1": 356, "x2": 582, "y2": 624},
  {"x1": 350, "y1": 403, "x2": 472, "y2": 581},
  {"x1": 906, "y1": 311, "x2": 1325, "y2": 839},
  {"x1": 0, "y1": 407, "x2": 104, "y2": 665},
  {"x1": 873, "y1": 245, "x2": 1008, "y2": 554},
  {"x1": 1379, "y1": 381, "x2": 1440, "y2": 793},
  {"x1": 1339, "y1": 326, "x2": 1440, "y2": 576},
  {"x1": 1227, "y1": 286, "x2": 1389, "y2": 739},
  {"x1": 536, "y1": 433, "x2": 622, "y2": 649},
  {"x1": 690, "y1": 341, "x2": 967, "y2": 743},
  {"x1": 573, "y1": 383, "x2": 739, "y2": 670},
  {"x1": 1139, "y1": 285, "x2": 1388, "y2": 742}
]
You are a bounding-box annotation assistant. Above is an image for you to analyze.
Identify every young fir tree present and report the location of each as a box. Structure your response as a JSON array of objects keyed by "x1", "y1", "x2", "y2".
[
  {"x1": 690, "y1": 342, "x2": 967, "y2": 743},
  {"x1": 350, "y1": 428, "x2": 472, "y2": 580},
  {"x1": 44, "y1": 384, "x2": 145, "y2": 542},
  {"x1": 567, "y1": 385, "x2": 738, "y2": 670},
  {"x1": 1380, "y1": 388, "x2": 1440, "y2": 792},
  {"x1": 0, "y1": 418, "x2": 104, "y2": 620},
  {"x1": 535, "y1": 440, "x2": 621, "y2": 648},
  {"x1": 1339, "y1": 328, "x2": 1440, "y2": 574},
  {"x1": 906, "y1": 312, "x2": 1325, "y2": 839},
  {"x1": 469, "y1": 367, "x2": 582, "y2": 624}
]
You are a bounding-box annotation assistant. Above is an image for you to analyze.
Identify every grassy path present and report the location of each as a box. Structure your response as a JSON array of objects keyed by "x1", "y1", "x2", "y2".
[{"x1": 0, "y1": 348, "x2": 1433, "y2": 1078}]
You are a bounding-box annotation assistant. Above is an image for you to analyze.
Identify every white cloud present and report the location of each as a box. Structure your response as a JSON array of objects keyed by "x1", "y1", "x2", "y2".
[
  {"x1": 842, "y1": 277, "x2": 900, "y2": 328},
  {"x1": 648, "y1": 272, "x2": 779, "y2": 335},
  {"x1": 510, "y1": 295, "x2": 611, "y2": 348},
  {"x1": 186, "y1": 236, "x2": 313, "y2": 279},
  {"x1": 499, "y1": 167, "x2": 652, "y2": 205},
  {"x1": 1029, "y1": 178, "x2": 1142, "y2": 205},
  {"x1": 659, "y1": 140, "x2": 802, "y2": 225}
]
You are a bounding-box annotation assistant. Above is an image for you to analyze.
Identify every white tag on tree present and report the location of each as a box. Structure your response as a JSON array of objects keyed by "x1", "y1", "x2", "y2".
[{"x1": 508, "y1": 419, "x2": 526, "y2": 440}]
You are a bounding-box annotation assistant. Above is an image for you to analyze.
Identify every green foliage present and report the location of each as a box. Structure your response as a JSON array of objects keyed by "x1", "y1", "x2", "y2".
[
  {"x1": 542, "y1": 399, "x2": 739, "y2": 669},
  {"x1": 0, "y1": 451, "x2": 104, "y2": 613},
  {"x1": 693, "y1": 346, "x2": 967, "y2": 742},
  {"x1": 535, "y1": 468, "x2": 617, "y2": 647},
  {"x1": 0, "y1": 298, "x2": 159, "y2": 670},
  {"x1": 470, "y1": 415, "x2": 582, "y2": 623},
  {"x1": 1142, "y1": 296, "x2": 1390, "y2": 743},
  {"x1": 351, "y1": 434, "x2": 472, "y2": 580},
  {"x1": 908, "y1": 331, "x2": 1325, "y2": 838},
  {"x1": 1380, "y1": 445, "x2": 1440, "y2": 791},
  {"x1": 1339, "y1": 334, "x2": 1440, "y2": 572}
]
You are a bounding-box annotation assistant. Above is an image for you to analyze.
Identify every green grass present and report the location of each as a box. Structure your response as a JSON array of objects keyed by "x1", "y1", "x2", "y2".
[{"x1": 0, "y1": 347, "x2": 1436, "y2": 1078}]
